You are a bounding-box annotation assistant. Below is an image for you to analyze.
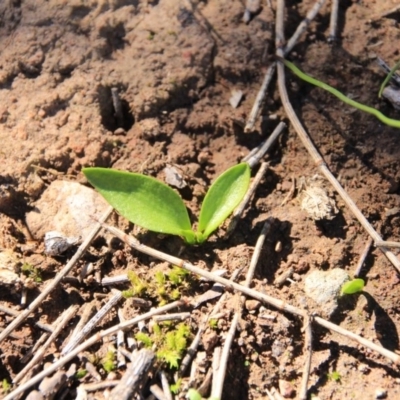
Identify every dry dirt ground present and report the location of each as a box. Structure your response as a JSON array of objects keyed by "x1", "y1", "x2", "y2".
[{"x1": 1, "y1": 0, "x2": 400, "y2": 399}]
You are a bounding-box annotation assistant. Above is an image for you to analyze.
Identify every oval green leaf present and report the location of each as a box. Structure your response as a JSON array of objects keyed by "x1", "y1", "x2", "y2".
[
  {"x1": 197, "y1": 162, "x2": 251, "y2": 242},
  {"x1": 341, "y1": 278, "x2": 365, "y2": 295},
  {"x1": 83, "y1": 168, "x2": 195, "y2": 243}
]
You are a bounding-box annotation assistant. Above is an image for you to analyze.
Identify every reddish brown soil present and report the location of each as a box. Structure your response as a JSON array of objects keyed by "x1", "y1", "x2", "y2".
[{"x1": 1, "y1": 0, "x2": 400, "y2": 399}]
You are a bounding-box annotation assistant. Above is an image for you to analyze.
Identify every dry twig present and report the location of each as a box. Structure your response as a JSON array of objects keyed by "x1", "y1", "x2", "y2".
[
  {"x1": 285, "y1": 0, "x2": 327, "y2": 54},
  {"x1": 4, "y1": 300, "x2": 183, "y2": 400},
  {"x1": 62, "y1": 290, "x2": 123, "y2": 355},
  {"x1": 275, "y1": 3, "x2": 400, "y2": 274},
  {"x1": 328, "y1": 0, "x2": 339, "y2": 42},
  {"x1": 354, "y1": 237, "x2": 373, "y2": 277},
  {"x1": 212, "y1": 219, "x2": 273, "y2": 399},
  {"x1": 110, "y1": 349, "x2": 155, "y2": 400},
  {"x1": 100, "y1": 224, "x2": 400, "y2": 366},
  {"x1": 0, "y1": 206, "x2": 113, "y2": 344},
  {"x1": 14, "y1": 305, "x2": 78, "y2": 384},
  {"x1": 299, "y1": 314, "x2": 313, "y2": 400}
]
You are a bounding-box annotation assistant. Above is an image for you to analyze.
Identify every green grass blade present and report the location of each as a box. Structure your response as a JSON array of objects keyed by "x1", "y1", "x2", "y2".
[
  {"x1": 378, "y1": 59, "x2": 400, "y2": 98},
  {"x1": 282, "y1": 58, "x2": 400, "y2": 128},
  {"x1": 197, "y1": 163, "x2": 251, "y2": 241},
  {"x1": 83, "y1": 168, "x2": 195, "y2": 243}
]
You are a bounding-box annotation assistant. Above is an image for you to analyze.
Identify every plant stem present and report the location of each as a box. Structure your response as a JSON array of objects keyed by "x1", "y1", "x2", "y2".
[{"x1": 282, "y1": 58, "x2": 400, "y2": 128}]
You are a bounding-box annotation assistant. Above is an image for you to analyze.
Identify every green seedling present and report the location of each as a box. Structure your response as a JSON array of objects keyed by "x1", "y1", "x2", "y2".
[
  {"x1": 123, "y1": 266, "x2": 191, "y2": 305},
  {"x1": 21, "y1": 263, "x2": 42, "y2": 283},
  {"x1": 75, "y1": 369, "x2": 88, "y2": 379},
  {"x1": 136, "y1": 322, "x2": 191, "y2": 368},
  {"x1": 209, "y1": 318, "x2": 218, "y2": 329},
  {"x1": 101, "y1": 347, "x2": 116, "y2": 373},
  {"x1": 327, "y1": 370, "x2": 341, "y2": 382},
  {"x1": 2, "y1": 379, "x2": 11, "y2": 394},
  {"x1": 83, "y1": 163, "x2": 251, "y2": 245},
  {"x1": 378, "y1": 59, "x2": 400, "y2": 98},
  {"x1": 282, "y1": 58, "x2": 400, "y2": 129},
  {"x1": 170, "y1": 378, "x2": 182, "y2": 394},
  {"x1": 341, "y1": 278, "x2": 365, "y2": 295}
]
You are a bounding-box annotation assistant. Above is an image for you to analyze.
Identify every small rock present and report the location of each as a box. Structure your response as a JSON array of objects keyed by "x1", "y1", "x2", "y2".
[
  {"x1": 304, "y1": 269, "x2": 350, "y2": 317},
  {"x1": 229, "y1": 89, "x2": 243, "y2": 108},
  {"x1": 164, "y1": 165, "x2": 187, "y2": 189},
  {"x1": 279, "y1": 379, "x2": 295, "y2": 398},
  {"x1": 358, "y1": 363, "x2": 370, "y2": 373},
  {"x1": 202, "y1": 329, "x2": 218, "y2": 352},
  {"x1": 26, "y1": 180, "x2": 109, "y2": 240},
  {"x1": 245, "y1": 299, "x2": 261, "y2": 311},
  {"x1": 375, "y1": 388, "x2": 387, "y2": 399},
  {"x1": 0, "y1": 250, "x2": 21, "y2": 287},
  {"x1": 44, "y1": 231, "x2": 80, "y2": 256}
]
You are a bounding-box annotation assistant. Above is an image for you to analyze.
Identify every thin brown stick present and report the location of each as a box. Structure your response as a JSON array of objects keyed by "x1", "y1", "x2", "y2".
[
  {"x1": 0, "y1": 205, "x2": 113, "y2": 344},
  {"x1": 328, "y1": 0, "x2": 339, "y2": 42},
  {"x1": 285, "y1": 0, "x2": 327, "y2": 55},
  {"x1": 4, "y1": 300, "x2": 183, "y2": 400},
  {"x1": 110, "y1": 349, "x2": 155, "y2": 400},
  {"x1": 375, "y1": 240, "x2": 400, "y2": 249},
  {"x1": 243, "y1": 122, "x2": 286, "y2": 168},
  {"x1": 0, "y1": 304, "x2": 53, "y2": 333},
  {"x1": 299, "y1": 314, "x2": 312, "y2": 400},
  {"x1": 100, "y1": 223, "x2": 400, "y2": 365},
  {"x1": 354, "y1": 237, "x2": 373, "y2": 277},
  {"x1": 227, "y1": 162, "x2": 269, "y2": 236},
  {"x1": 13, "y1": 305, "x2": 78, "y2": 384},
  {"x1": 62, "y1": 290, "x2": 123, "y2": 355},
  {"x1": 275, "y1": 12, "x2": 400, "y2": 274},
  {"x1": 244, "y1": 63, "x2": 277, "y2": 132},
  {"x1": 80, "y1": 380, "x2": 119, "y2": 392},
  {"x1": 244, "y1": 0, "x2": 326, "y2": 132},
  {"x1": 212, "y1": 219, "x2": 273, "y2": 399},
  {"x1": 179, "y1": 269, "x2": 242, "y2": 377},
  {"x1": 371, "y1": 5, "x2": 400, "y2": 21}
]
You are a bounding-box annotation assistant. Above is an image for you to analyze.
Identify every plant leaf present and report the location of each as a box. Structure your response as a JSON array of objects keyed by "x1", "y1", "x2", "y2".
[
  {"x1": 198, "y1": 163, "x2": 251, "y2": 242},
  {"x1": 83, "y1": 168, "x2": 196, "y2": 243},
  {"x1": 341, "y1": 278, "x2": 365, "y2": 295}
]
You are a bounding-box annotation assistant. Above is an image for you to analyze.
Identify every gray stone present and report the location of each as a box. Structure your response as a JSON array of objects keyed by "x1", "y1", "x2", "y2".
[
  {"x1": 26, "y1": 180, "x2": 109, "y2": 240},
  {"x1": 304, "y1": 268, "x2": 350, "y2": 316}
]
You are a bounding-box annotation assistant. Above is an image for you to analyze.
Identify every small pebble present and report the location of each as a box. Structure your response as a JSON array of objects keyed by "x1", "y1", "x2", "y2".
[
  {"x1": 375, "y1": 388, "x2": 387, "y2": 399},
  {"x1": 245, "y1": 299, "x2": 261, "y2": 311},
  {"x1": 279, "y1": 379, "x2": 295, "y2": 398}
]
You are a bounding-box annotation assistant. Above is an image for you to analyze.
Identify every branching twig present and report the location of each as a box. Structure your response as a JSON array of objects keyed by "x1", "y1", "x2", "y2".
[
  {"x1": 0, "y1": 206, "x2": 113, "y2": 344},
  {"x1": 275, "y1": 4, "x2": 400, "y2": 274},
  {"x1": 99, "y1": 223, "x2": 400, "y2": 365},
  {"x1": 0, "y1": 304, "x2": 53, "y2": 333},
  {"x1": 244, "y1": 0, "x2": 326, "y2": 132}
]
